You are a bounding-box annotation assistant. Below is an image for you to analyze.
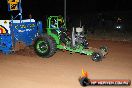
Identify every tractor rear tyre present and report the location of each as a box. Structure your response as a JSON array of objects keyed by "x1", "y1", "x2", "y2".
[{"x1": 34, "y1": 34, "x2": 57, "y2": 58}]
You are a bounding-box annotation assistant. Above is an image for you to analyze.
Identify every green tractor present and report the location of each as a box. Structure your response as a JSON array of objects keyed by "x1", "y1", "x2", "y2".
[{"x1": 34, "y1": 16, "x2": 108, "y2": 62}]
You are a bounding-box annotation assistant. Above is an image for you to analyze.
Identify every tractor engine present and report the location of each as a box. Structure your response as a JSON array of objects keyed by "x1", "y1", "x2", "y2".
[{"x1": 72, "y1": 27, "x2": 88, "y2": 48}]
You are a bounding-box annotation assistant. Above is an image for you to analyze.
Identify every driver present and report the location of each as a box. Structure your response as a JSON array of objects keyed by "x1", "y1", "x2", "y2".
[{"x1": 50, "y1": 18, "x2": 57, "y2": 28}]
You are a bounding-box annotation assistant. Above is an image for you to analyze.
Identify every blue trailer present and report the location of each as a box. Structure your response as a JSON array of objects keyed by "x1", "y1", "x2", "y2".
[
  {"x1": 0, "y1": 0, "x2": 44, "y2": 54},
  {"x1": 0, "y1": 19, "x2": 43, "y2": 54}
]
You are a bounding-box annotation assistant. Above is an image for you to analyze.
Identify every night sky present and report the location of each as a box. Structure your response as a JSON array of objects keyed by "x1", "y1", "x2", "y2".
[{"x1": 0, "y1": 0, "x2": 132, "y2": 19}]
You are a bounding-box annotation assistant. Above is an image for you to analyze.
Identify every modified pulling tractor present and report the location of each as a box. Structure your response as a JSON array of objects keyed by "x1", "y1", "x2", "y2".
[{"x1": 34, "y1": 16, "x2": 108, "y2": 62}]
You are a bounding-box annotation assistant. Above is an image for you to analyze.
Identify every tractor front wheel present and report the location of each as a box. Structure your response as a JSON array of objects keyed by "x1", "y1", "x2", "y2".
[
  {"x1": 34, "y1": 34, "x2": 57, "y2": 58},
  {"x1": 91, "y1": 52, "x2": 103, "y2": 62},
  {"x1": 100, "y1": 46, "x2": 108, "y2": 56}
]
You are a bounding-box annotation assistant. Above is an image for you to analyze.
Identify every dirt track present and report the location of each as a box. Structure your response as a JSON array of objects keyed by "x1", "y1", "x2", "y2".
[{"x1": 0, "y1": 40, "x2": 132, "y2": 88}]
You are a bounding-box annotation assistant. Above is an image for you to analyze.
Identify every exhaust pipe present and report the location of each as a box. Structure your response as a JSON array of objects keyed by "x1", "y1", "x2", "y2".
[{"x1": 72, "y1": 27, "x2": 75, "y2": 47}]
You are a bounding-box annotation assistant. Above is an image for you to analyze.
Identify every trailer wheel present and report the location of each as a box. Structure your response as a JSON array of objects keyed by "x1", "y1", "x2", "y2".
[
  {"x1": 91, "y1": 52, "x2": 103, "y2": 62},
  {"x1": 34, "y1": 34, "x2": 57, "y2": 58}
]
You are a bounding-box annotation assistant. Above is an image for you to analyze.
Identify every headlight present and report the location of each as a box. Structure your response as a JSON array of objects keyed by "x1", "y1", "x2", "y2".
[{"x1": 116, "y1": 25, "x2": 121, "y2": 29}]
